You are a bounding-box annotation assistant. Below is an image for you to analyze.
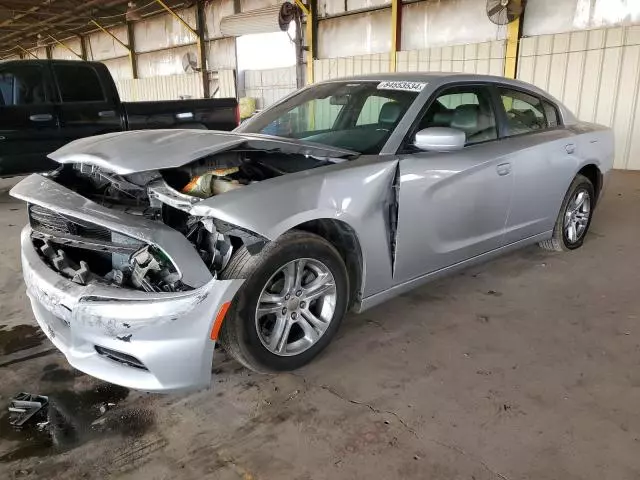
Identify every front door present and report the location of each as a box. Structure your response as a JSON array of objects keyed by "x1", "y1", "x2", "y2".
[
  {"x1": 52, "y1": 63, "x2": 122, "y2": 144},
  {"x1": 0, "y1": 63, "x2": 61, "y2": 176},
  {"x1": 394, "y1": 84, "x2": 515, "y2": 284}
]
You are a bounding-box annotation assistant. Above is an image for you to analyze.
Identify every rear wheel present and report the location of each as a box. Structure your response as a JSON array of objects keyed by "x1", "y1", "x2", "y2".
[
  {"x1": 539, "y1": 174, "x2": 595, "y2": 252},
  {"x1": 219, "y1": 231, "x2": 349, "y2": 372}
]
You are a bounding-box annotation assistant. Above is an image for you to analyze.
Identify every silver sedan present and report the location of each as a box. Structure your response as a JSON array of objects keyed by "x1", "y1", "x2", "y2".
[{"x1": 11, "y1": 73, "x2": 614, "y2": 392}]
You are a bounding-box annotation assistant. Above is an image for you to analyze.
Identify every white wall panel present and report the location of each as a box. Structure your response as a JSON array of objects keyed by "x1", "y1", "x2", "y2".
[
  {"x1": 87, "y1": 27, "x2": 129, "y2": 61},
  {"x1": 215, "y1": 69, "x2": 237, "y2": 98},
  {"x1": 243, "y1": 65, "x2": 296, "y2": 108},
  {"x1": 204, "y1": 0, "x2": 236, "y2": 39},
  {"x1": 115, "y1": 73, "x2": 203, "y2": 101},
  {"x1": 206, "y1": 37, "x2": 237, "y2": 70},
  {"x1": 318, "y1": 0, "x2": 390, "y2": 17},
  {"x1": 314, "y1": 52, "x2": 391, "y2": 81},
  {"x1": 102, "y1": 56, "x2": 134, "y2": 81},
  {"x1": 401, "y1": 0, "x2": 506, "y2": 51},
  {"x1": 134, "y1": 7, "x2": 197, "y2": 53},
  {"x1": 518, "y1": 26, "x2": 640, "y2": 170},
  {"x1": 137, "y1": 44, "x2": 199, "y2": 78},
  {"x1": 396, "y1": 41, "x2": 505, "y2": 76},
  {"x1": 524, "y1": 0, "x2": 640, "y2": 37},
  {"x1": 51, "y1": 38, "x2": 82, "y2": 60},
  {"x1": 318, "y1": 10, "x2": 391, "y2": 58},
  {"x1": 240, "y1": 0, "x2": 282, "y2": 11},
  {"x1": 33, "y1": 47, "x2": 47, "y2": 59}
]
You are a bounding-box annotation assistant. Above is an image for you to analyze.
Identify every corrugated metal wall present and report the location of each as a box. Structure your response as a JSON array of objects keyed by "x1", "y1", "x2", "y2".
[
  {"x1": 116, "y1": 70, "x2": 236, "y2": 101},
  {"x1": 314, "y1": 53, "x2": 391, "y2": 80},
  {"x1": 243, "y1": 66, "x2": 297, "y2": 108},
  {"x1": 313, "y1": 40, "x2": 505, "y2": 81},
  {"x1": 115, "y1": 73, "x2": 203, "y2": 101},
  {"x1": 397, "y1": 41, "x2": 505, "y2": 75},
  {"x1": 518, "y1": 25, "x2": 640, "y2": 170}
]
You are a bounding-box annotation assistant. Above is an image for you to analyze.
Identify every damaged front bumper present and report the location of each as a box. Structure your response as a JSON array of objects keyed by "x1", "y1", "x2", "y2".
[
  {"x1": 12, "y1": 175, "x2": 244, "y2": 393},
  {"x1": 21, "y1": 227, "x2": 241, "y2": 392}
]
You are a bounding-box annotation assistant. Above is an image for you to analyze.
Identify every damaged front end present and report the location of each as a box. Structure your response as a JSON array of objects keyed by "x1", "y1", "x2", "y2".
[{"x1": 10, "y1": 130, "x2": 355, "y2": 392}]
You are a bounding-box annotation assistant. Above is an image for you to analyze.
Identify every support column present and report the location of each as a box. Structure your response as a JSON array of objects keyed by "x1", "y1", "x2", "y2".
[
  {"x1": 390, "y1": 0, "x2": 402, "y2": 72},
  {"x1": 294, "y1": 0, "x2": 314, "y2": 85},
  {"x1": 45, "y1": 45, "x2": 52, "y2": 60},
  {"x1": 126, "y1": 21, "x2": 139, "y2": 79},
  {"x1": 79, "y1": 35, "x2": 88, "y2": 60},
  {"x1": 195, "y1": 0, "x2": 210, "y2": 98},
  {"x1": 504, "y1": 0, "x2": 523, "y2": 79}
]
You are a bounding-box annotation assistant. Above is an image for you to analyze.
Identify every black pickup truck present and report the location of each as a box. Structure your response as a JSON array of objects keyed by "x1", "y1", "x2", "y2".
[{"x1": 0, "y1": 59, "x2": 238, "y2": 177}]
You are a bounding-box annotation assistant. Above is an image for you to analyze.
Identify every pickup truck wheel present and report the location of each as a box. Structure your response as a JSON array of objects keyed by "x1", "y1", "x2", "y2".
[
  {"x1": 539, "y1": 174, "x2": 595, "y2": 252},
  {"x1": 218, "y1": 231, "x2": 349, "y2": 373}
]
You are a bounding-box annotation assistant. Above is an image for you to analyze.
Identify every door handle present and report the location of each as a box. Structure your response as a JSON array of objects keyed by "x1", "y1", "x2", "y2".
[
  {"x1": 565, "y1": 143, "x2": 576, "y2": 154},
  {"x1": 496, "y1": 162, "x2": 512, "y2": 176},
  {"x1": 29, "y1": 114, "x2": 53, "y2": 122},
  {"x1": 98, "y1": 110, "x2": 116, "y2": 118}
]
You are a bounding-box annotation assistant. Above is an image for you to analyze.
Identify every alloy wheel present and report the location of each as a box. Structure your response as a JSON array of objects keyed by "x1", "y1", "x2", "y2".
[
  {"x1": 255, "y1": 258, "x2": 337, "y2": 356},
  {"x1": 564, "y1": 189, "x2": 591, "y2": 244}
]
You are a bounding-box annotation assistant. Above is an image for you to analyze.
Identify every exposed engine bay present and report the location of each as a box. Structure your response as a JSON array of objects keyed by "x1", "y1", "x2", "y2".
[{"x1": 30, "y1": 148, "x2": 340, "y2": 293}]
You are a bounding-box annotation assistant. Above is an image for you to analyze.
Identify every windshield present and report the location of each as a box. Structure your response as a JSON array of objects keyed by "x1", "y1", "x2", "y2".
[{"x1": 237, "y1": 81, "x2": 420, "y2": 154}]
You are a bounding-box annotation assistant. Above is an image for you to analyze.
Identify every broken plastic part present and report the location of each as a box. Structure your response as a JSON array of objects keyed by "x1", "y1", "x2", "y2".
[
  {"x1": 130, "y1": 246, "x2": 161, "y2": 292},
  {"x1": 9, "y1": 392, "x2": 49, "y2": 427}
]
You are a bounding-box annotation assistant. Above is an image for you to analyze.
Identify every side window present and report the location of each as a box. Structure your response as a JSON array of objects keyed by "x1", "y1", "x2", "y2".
[
  {"x1": 53, "y1": 65, "x2": 105, "y2": 102},
  {"x1": 499, "y1": 88, "x2": 547, "y2": 136},
  {"x1": 356, "y1": 96, "x2": 393, "y2": 125},
  {"x1": 413, "y1": 86, "x2": 497, "y2": 146},
  {"x1": 542, "y1": 100, "x2": 560, "y2": 128},
  {"x1": 0, "y1": 65, "x2": 46, "y2": 106}
]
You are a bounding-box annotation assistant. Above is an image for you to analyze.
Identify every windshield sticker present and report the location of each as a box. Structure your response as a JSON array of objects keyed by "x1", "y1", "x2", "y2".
[{"x1": 377, "y1": 81, "x2": 427, "y2": 92}]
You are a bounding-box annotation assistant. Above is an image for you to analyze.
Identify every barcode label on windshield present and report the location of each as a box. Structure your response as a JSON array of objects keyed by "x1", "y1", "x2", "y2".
[{"x1": 377, "y1": 81, "x2": 427, "y2": 92}]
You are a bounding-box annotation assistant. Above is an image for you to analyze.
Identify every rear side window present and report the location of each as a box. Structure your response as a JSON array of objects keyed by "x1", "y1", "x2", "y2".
[
  {"x1": 53, "y1": 65, "x2": 104, "y2": 102},
  {"x1": 499, "y1": 88, "x2": 547, "y2": 136},
  {"x1": 542, "y1": 100, "x2": 560, "y2": 127},
  {"x1": 0, "y1": 65, "x2": 46, "y2": 106}
]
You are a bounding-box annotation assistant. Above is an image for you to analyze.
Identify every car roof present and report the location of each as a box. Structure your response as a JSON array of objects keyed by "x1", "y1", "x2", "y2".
[{"x1": 320, "y1": 71, "x2": 535, "y2": 89}]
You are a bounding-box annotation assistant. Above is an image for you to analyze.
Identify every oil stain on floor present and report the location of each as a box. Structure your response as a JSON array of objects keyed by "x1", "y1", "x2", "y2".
[{"x1": 0, "y1": 325, "x2": 45, "y2": 355}]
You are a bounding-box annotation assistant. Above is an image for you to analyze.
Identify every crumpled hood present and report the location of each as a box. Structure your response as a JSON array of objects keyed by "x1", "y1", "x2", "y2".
[{"x1": 48, "y1": 129, "x2": 358, "y2": 175}]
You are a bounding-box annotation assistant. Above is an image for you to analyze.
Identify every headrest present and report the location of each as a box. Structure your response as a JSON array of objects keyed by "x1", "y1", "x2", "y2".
[
  {"x1": 379, "y1": 102, "x2": 403, "y2": 124},
  {"x1": 450, "y1": 104, "x2": 479, "y2": 133},
  {"x1": 432, "y1": 111, "x2": 453, "y2": 126}
]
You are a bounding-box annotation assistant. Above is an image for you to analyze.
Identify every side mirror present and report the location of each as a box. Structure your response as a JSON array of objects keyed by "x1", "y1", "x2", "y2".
[{"x1": 413, "y1": 127, "x2": 466, "y2": 152}]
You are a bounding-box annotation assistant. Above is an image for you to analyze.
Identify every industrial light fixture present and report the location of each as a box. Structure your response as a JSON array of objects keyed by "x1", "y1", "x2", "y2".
[
  {"x1": 125, "y1": 1, "x2": 142, "y2": 22},
  {"x1": 36, "y1": 34, "x2": 47, "y2": 47}
]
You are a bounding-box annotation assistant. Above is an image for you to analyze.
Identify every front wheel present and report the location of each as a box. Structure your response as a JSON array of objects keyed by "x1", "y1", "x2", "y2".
[
  {"x1": 539, "y1": 174, "x2": 595, "y2": 252},
  {"x1": 218, "y1": 231, "x2": 349, "y2": 373}
]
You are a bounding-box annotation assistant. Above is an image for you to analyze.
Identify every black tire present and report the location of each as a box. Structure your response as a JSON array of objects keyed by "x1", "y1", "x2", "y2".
[
  {"x1": 218, "y1": 230, "x2": 349, "y2": 373},
  {"x1": 539, "y1": 174, "x2": 595, "y2": 252}
]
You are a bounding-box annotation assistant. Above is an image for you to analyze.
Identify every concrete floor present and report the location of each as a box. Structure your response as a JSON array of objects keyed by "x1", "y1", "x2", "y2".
[{"x1": 0, "y1": 171, "x2": 639, "y2": 479}]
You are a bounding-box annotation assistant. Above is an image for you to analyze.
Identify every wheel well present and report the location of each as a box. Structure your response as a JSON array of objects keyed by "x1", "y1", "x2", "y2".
[
  {"x1": 293, "y1": 219, "x2": 363, "y2": 310},
  {"x1": 578, "y1": 164, "x2": 602, "y2": 203}
]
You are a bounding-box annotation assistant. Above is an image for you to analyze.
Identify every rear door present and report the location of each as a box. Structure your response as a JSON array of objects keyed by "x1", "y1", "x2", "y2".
[
  {"x1": 494, "y1": 87, "x2": 579, "y2": 244},
  {"x1": 0, "y1": 63, "x2": 61, "y2": 176},
  {"x1": 394, "y1": 84, "x2": 516, "y2": 284},
  {"x1": 52, "y1": 63, "x2": 123, "y2": 144}
]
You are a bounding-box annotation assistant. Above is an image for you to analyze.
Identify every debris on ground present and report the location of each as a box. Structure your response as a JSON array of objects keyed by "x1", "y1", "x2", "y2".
[{"x1": 8, "y1": 393, "x2": 49, "y2": 427}]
